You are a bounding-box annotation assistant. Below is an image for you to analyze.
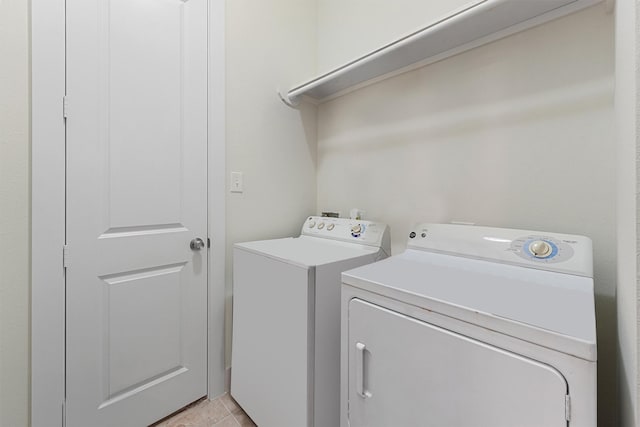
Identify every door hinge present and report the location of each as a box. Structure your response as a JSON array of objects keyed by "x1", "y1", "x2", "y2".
[
  {"x1": 63, "y1": 245, "x2": 70, "y2": 268},
  {"x1": 63, "y1": 96, "x2": 69, "y2": 119},
  {"x1": 565, "y1": 394, "x2": 571, "y2": 422},
  {"x1": 207, "y1": 237, "x2": 211, "y2": 248}
]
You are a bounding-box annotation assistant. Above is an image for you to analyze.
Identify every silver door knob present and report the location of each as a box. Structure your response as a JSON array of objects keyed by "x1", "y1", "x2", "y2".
[{"x1": 190, "y1": 238, "x2": 205, "y2": 250}]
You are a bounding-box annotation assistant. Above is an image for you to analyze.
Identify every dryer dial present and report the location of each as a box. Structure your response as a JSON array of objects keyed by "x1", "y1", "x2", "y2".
[
  {"x1": 511, "y1": 235, "x2": 571, "y2": 264},
  {"x1": 529, "y1": 240, "x2": 552, "y2": 258}
]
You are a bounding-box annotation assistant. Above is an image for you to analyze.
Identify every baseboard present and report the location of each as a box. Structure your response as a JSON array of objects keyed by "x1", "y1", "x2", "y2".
[{"x1": 225, "y1": 367, "x2": 231, "y2": 392}]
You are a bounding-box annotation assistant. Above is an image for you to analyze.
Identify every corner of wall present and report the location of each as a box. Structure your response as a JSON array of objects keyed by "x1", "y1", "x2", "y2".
[
  {"x1": 615, "y1": 0, "x2": 639, "y2": 425},
  {"x1": 224, "y1": 0, "x2": 319, "y2": 370}
]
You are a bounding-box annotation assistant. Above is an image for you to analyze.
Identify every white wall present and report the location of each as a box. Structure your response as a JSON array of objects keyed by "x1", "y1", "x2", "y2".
[
  {"x1": 225, "y1": 0, "x2": 317, "y2": 366},
  {"x1": 316, "y1": 0, "x2": 472, "y2": 74},
  {"x1": 615, "y1": 0, "x2": 639, "y2": 425},
  {"x1": 0, "y1": 0, "x2": 30, "y2": 426},
  {"x1": 317, "y1": 4, "x2": 617, "y2": 425}
]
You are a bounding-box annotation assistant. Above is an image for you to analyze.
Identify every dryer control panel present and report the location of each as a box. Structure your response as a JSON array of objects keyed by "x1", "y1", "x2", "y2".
[
  {"x1": 407, "y1": 223, "x2": 592, "y2": 277},
  {"x1": 302, "y1": 216, "x2": 390, "y2": 254},
  {"x1": 509, "y1": 235, "x2": 575, "y2": 264}
]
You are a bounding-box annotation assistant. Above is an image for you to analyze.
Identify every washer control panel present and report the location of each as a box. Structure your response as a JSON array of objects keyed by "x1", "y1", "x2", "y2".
[
  {"x1": 407, "y1": 223, "x2": 592, "y2": 277},
  {"x1": 302, "y1": 216, "x2": 390, "y2": 252}
]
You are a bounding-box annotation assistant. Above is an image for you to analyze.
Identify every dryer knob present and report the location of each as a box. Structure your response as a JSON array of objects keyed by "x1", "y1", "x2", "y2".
[
  {"x1": 351, "y1": 224, "x2": 362, "y2": 234},
  {"x1": 308, "y1": 221, "x2": 316, "y2": 228},
  {"x1": 529, "y1": 240, "x2": 551, "y2": 258}
]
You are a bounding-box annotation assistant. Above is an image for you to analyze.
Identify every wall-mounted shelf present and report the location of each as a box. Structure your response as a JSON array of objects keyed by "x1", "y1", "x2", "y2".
[{"x1": 279, "y1": 0, "x2": 601, "y2": 107}]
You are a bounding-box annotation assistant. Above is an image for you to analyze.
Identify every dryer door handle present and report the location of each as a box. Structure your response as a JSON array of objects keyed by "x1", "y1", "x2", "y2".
[{"x1": 356, "y1": 342, "x2": 372, "y2": 399}]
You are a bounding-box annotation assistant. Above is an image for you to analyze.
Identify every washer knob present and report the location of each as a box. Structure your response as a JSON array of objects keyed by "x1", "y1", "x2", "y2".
[
  {"x1": 327, "y1": 224, "x2": 335, "y2": 231},
  {"x1": 529, "y1": 240, "x2": 551, "y2": 258},
  {"x1": 351, "y1": 224, "x2": 362, "y2": 234},
  {"x1": 317, "y1": 222, "x2": 325, "y2": 230},
  {"x1": 308, "y1": 221, "x2": 316, "y2": 228}
]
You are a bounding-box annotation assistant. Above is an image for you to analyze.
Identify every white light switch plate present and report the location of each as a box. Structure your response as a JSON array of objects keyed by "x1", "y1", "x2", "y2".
[{"x1": 230, "y1": 172, "x2": 243, "y2": 193}]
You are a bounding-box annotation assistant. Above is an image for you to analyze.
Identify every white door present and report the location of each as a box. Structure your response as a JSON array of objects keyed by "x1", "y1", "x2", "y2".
[
  {"x1": 348, "y1": 299, "x2": 569, "y2": 427},
  {"x1": 65, "y1": 0, "x2": 208, "y2": 425}
]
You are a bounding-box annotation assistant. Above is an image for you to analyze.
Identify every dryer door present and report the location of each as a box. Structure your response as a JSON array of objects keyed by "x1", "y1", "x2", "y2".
[{"x1": 347, "y1": 299, "x2": 569, "y2": 427}]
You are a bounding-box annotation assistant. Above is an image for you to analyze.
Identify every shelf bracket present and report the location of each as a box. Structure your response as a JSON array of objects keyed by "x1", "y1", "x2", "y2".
[{"x1": 277, "y1": 89, "x2": 300, "y2": 109}]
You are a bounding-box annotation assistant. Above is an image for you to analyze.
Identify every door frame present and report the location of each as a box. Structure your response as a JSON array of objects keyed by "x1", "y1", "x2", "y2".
[{"x1": 30, "y1": 1, "x2": 227, "y2": 425}]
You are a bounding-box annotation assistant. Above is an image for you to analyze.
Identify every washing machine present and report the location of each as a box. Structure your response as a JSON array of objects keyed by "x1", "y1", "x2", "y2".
[
  {"x1": 231, "y1": 216, "x2": 390, "y2": 427},
  {"x1": 340, "y1": 223, "x2": 596, "y2": 427}
]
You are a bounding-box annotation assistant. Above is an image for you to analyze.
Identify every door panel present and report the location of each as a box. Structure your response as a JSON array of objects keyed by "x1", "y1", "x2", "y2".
[
  {"x1": 107, "y1": 0, "x2": 184, "y2": 228},
  {"x1": 104, "y1": 264, "x2": 184, "y2": 396},
  {"x1": 347, "y1": 299, "x2": 568, "y2": 427},
  {"x1": 66, "y1": 0, "x2": 208, "y2": 425}
]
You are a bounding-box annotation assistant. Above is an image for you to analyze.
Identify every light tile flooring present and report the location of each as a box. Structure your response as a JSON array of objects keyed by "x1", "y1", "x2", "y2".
[{"x1": 150, "y1": 394, "x2": 256, "y2": 427}]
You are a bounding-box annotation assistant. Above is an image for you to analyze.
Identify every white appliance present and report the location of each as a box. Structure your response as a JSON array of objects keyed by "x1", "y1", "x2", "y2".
[
  {"x1": 232, "y1": 216, "x2": 390, "y2": 427},
  {"x1": 341, "y1": 224, "x2": 596, "y2": 427}
]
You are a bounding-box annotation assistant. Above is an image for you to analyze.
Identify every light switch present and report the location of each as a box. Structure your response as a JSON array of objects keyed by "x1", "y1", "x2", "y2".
[{"x1": 230, "y1": 172, "x2": 243, "y2": 193}]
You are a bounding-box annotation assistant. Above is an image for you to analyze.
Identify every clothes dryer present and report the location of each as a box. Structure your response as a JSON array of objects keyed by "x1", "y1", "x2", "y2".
[
  {"x1": 341, "y1": 224, "x2": 596, "y2": 427},
  {"x1": 232, "y1": 216, "x2": 390, "y2": 427}
]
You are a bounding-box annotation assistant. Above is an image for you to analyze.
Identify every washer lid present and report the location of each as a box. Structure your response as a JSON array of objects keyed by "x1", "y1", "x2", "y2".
[
  {"x1": 342, "y1": 249, "x2": 597, "y2": 361},
  {"x1": 235, "y1": 235, "x2": 382, "y2": 268}
]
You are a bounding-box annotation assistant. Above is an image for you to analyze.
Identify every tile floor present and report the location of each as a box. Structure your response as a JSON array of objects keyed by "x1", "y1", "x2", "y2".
[{"x1": 150, "y1": 393, "x2": 256, "y2": 427}]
